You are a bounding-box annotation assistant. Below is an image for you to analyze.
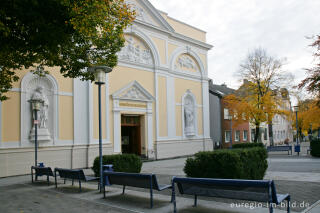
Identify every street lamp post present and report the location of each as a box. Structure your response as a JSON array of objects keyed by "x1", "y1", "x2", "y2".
[
  {"x1": 88, "y1": 65, "x2": 112, "y2": 192},
  {"x1": 28, "y1": 98, "x2": 43, "y2": 168},
  {"x1": 293, "y1": 106, "x2": 300, "y2": 156},
  {"x1": 228, "y1": 115, "x2": 233, "y2": 148}
]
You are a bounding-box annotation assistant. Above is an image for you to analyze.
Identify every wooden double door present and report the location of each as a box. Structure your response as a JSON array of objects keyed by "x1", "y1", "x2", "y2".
[{"x1": 121, "y1": 115, "x2": 141, "y2": 155}]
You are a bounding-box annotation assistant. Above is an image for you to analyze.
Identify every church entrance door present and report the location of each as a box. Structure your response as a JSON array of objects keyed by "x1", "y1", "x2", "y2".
[{"x1": 121, "y1": 115, "x2": 141, "y2": 155}]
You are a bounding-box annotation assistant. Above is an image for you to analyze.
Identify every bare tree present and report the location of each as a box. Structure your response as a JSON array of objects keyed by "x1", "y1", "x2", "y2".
[{"x1": 237, "y1": 48, "x2": 289, "y2": 142}]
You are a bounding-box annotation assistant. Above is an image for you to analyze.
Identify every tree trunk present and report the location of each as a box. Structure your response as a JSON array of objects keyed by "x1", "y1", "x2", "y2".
[{"x1": 254, "y1": 125, "x2": 260, "y2": 143}]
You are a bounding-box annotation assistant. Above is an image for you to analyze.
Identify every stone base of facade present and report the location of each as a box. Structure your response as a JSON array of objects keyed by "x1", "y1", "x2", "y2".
[
  {"x1": 0, "y1": 143, "x2": 113, "y2": 178},
  {"x1": 155, "y1": 138, "x2": 213, "y2": 159}
]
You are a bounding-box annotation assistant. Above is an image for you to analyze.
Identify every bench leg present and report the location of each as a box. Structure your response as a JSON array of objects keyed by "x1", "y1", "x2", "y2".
[
  {"x1": 64, "y1": 179, "x2": 66, "y2": 184},
  {"x1": 172, "y1": 184, "x2": 177, "y2": 213},
  {"x1": 31, "y1": 167, "x2": 34, "y2": 183},
  {"x1": 150, "y1": 187, "x2": 153, "y2": 208},
  {"x1": 287, "y1": 196, "x2": 291, "y2": 213},
  {"x1": 193, "y1": 195, "x2": 197, "y2": 207},
  {"x1": 47, "y1": 175, "x2": 50, "y2": 186},
  {"x1": 54, "y1": 171, "x2": 57, "y2": 188},
  {"x1": 103, "y1": 184, "x2": 106, "y2": 198},
  {"x1": 79, "y1": 180, "x2": 81, "y2": 192},
  {"x1": 72, "y1": 179, "x2": 74, "y2": 186},
  {"x1": 122, "y1": 185, "x2": 126, "y2": 195},
  {"x1": 268, "y1": 202, "x2": 273, "y2": 213}
]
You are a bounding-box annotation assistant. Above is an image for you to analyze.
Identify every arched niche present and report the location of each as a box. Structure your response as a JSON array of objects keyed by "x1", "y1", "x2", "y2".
[
  {"x1": 170, "y1": 46, "x2": 205, "y2": 77},
  {"x1": 182, "y1": 90, "x2": 198, "y2": 137},
  {"x1": 120, "y1": 26, "x2": 161, "y2": 67},
  {"x1": 20, "y1": 72, "x2": 58, "y2": 147}
]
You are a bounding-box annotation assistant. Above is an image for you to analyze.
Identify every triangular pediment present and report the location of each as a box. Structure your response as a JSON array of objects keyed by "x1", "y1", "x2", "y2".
[
  {"x1": 112, "y1": 81, "x2": 154, "y2": 102},
  {"x1": 126, "y1": 0, "x2": 174, "y2": 32}
]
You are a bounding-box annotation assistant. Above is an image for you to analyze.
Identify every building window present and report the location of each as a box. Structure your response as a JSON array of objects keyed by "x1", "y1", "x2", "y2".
[
  {"x1": 235, "y1": 131, "x2": 240, "y2": 141},
  {"x1": 264, "y1": 128, "x2": 268, "y2": 140},
  {"x1": 251, "y1": 129, "x2": 256, "y2": 142},
  {"x1": 224, "y1": 108, "x2": 229, "y2": 119},
  {"x1": 243, "y1": 130, "x2": 248, "y2": 141},
  {"x1": 225, "y1": 131, "x2": 231, "y2": 143}
]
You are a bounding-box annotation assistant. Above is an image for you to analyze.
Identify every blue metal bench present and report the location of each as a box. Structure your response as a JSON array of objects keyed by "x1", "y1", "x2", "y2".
[
  {"x1": 54, "y1": 168, "x2": 98, "y2": 192},
  {"x1": 103, "y1": 171, "x2": 172, "y2": 208},
  {"x1": 31, "y1": 166, "x2": 54, "y2": 185},
  {"x1": 172, "y1": 177, "x2": 290, "y2": 213},
  {"x1": 267, "y1": 145, "x2": 292, "y2": 155}
]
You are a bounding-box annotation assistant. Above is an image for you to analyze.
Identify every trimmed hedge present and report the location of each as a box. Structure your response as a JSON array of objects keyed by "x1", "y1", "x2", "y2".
[
  {"x1": 310, "y1": 138, "x2": 320, "y2": 157},
  {"x1": 232, "y1": 142, "x2": 264, "y2": 149},
  {"x1": 184, "y1": 147, "x2": 268, "y2": 180},
  {"x1": 92, "y1": 154, "x2": 142, "y2": 177}
]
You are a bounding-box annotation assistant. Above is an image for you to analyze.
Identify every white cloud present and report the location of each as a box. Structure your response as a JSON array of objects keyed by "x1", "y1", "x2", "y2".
[{"x1": 149, "y1": 0, "x2": 320, "y2": 90}]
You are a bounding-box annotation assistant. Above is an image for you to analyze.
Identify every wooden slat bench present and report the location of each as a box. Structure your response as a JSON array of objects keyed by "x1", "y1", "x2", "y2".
[
  {"x1": 172, "y1": 177, "x2": 290, "y2": 213},
  {"x1": 54, "y1": 168, "x2": 98, "y2": 192},
  {"x1": 103, "y1": 171, "x2": 172, "y2": 208}
]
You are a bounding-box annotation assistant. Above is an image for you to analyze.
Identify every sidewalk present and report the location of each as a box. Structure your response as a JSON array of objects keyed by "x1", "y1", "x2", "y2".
[{"x1": 0, "y1": 174, "x2": 293, "y2": 213}]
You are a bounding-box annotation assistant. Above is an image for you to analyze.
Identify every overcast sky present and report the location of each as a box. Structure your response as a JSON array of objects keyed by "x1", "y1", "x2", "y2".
[{"x1": 149, "y1": 0, "x2": 320, "y2": 90}]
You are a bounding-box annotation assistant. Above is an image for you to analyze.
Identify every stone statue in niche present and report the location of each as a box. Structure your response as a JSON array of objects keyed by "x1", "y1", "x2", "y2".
[
  {"x1": 184, "y1": 97, "x2": 195, "y2": 136},
  {"x1": 29, "y1": 86, "x2": 51, "y2": 142},
  {"x1": 32, "y1": 86, "x2": 49, "y2": 128}
]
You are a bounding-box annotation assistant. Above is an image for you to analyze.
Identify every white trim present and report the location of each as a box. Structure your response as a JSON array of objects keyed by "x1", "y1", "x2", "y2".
[
  {"x1": 169, "y1": 46, "x2": 205, "y2": 77},
  {"x1": 112, "y1": 80, "x2": 155, "y2": 102},
  {"x1": 155, "y1": 71, "x2": 159, "y2": 140},
  {"x1": 58, "y1": 92, "x2": 73, "y2": 96},
  {"x1": 138, "y1": 0, "x2": 175, "y2": 32},
  {"x1": 105, "y1": 74, "x2": 110, "y2": 142},
  {"x1": 113, "y1": 110, "x2": 121, "y2": 153},
  {"x1": 0, "y1": 101, "x2": 2, "y2": 145},
  {"x1": 201, "y1": 80, "x2": 210, "y2": 138},
  {"x1": 124, "y1": 25, "x2": 161, "y2": 67},
  {"x1": 166, "y1": 76, "x2": 176, "y2": 137},
  {"x1": 88, "y1": 82, "x2": 94, "y2": 144}
]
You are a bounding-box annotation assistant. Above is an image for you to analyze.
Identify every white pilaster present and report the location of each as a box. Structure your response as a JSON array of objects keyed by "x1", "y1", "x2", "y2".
[
  {"x1": 147, "y1": 102, "x2": 154, "y2": 158},
  {"x1": 202, "y1": 80, "x2": 210, "y2": 138},
  {"x1": 105, "y1": 74, "x2": 110, "y2": 142},
  {"x1": 88, "y1": 82, "x2": 93, "y2": 144},
  {"x1": 0, "y1": 101, "x2": 2, "y2": 146},
  {"x1": 166, "y1": 76, "x2": 176, "y2": 137},
  {"x1": 73, "y1": 78, "x2": 89, "y2": 144},
  {"x1": 113, "y1": 108, "x2": 121, "y2": 153}
]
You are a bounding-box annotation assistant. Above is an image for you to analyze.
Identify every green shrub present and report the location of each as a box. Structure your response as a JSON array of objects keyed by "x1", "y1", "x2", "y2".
[
  {"x1": 310, "y1": 138, "x2": 320, "y2": 157},
  {"x1": 92, "y1": 154, "x2": 142, "y2": 177},
  {"x1": 184, "y1": 147, "x2": 268, "y2": 180},
  {"x1": 232, "y1": 142, "x2": 264, "y2": 149}
]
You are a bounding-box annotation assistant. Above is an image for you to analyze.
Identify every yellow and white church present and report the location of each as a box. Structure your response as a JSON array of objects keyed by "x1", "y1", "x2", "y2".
[{"x1": 0, "y1": 0, "x2": 213, "y2": 177}]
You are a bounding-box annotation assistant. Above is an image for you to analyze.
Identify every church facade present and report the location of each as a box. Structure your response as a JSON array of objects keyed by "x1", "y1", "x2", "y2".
[{"x1": 0, "y1": 0, "x2": 212, "y2": 177}]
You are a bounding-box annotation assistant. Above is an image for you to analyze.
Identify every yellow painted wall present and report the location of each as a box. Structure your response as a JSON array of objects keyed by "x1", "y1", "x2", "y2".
[
  {"x1": 168, "y1": 43, "x2": 179, "y2": 60},
  {"x1": 176, "y1": 105, "x2": 182, "y2": 136},
  {"x1": 109, "y1": 66, "x2": 154, "y2": 95},
  {"x1": 166, "y1": 18, "x2": 206, "y2": 42},
  {"x1": 175, "y1": 78, "x2": 202, "y2": 104},
  {"x1": 12, "y1": 67, "x2": 73, "y2": 93},
  {"x1": 151, "y1": 36, "x2": 166, "y2": 65},
  {"x1": 197, "y1": 108, "x2": 203, "y2": 135},
  {"x1": 1, "y1": 92, "x2": 20, "y2": 142},
  {"x1": 158, "y1": 76, "x2": 167, "y2": 137},
  {"x1": 59, "y1": 96, "x2": 73, "y2": 140},
  {"x1": 198, "y1": 53, "x2": 207, "y2": 71},
  {"x1": 93, "y1": 84, "x2": 106, "y2": 140}
]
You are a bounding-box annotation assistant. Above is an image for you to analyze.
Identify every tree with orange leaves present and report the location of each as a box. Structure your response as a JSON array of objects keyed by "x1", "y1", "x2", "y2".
[
  {"x1": 0, "y1": 0, "x2": 136, "y2": 101},
  {"x1": 225, "y1": 48, "x2": 291, "y2": 142}
]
